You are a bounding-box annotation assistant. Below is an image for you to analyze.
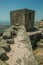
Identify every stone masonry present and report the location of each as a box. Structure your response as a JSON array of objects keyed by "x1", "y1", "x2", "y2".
[{"x1": 10, "y1": 9, "x2": 35, "y2": 31}]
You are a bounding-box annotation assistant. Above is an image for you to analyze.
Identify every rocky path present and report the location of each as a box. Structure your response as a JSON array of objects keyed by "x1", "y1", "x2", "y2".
[{"x1": 6, "y1": 26, "x2": 38, "y2": 65}]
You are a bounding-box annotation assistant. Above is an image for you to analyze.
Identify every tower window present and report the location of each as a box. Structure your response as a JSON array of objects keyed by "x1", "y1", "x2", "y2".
[{"x1": 29, "y1": 13, "x2": 31, "y2": 20}]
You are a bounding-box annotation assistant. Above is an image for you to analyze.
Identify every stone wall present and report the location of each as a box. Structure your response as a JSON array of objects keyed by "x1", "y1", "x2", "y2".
[
  {"x1": 10, "y1": 9, "x2": 25, "y2": 25},
  {"x1": 25, "y1": 9, "x2": 35, "y2": 31},
  {"x1": 10, "y1": 9, "x2": 35, "y2": 31}
]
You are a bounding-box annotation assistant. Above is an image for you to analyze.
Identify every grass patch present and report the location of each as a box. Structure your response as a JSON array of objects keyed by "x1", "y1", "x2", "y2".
[
  {"x1": 40, "y1": 39, "x2": 43, "y2": 43},
  {"x1": 16, "y1": 58, "x2": 22, "y2": 64},
  {"x1": 0, "y1": 60, "x2": 8, "y2": 65}
]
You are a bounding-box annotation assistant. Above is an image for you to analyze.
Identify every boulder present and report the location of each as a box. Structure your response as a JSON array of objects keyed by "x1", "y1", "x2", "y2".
[
  {"x1": 0, "y1": 40, "x2": 11, "y2": 52},
  {"x1": 3, "y1": 32, "x2": 11, "y2": 39},
  {"x1": 41, "y1": 33, "x2": 43, "y2": 39},
  {"x1": 0, "y1": 48, "x2": 9, "y2": 61},
  {"x1": 7, "y1": 39, "x2": 14, "y2": 44}
]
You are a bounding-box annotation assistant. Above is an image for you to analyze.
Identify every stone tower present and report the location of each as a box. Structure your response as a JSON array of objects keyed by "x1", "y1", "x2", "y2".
[{"x1": 10, "y1": 9, "x2": 35, "y2": 31}]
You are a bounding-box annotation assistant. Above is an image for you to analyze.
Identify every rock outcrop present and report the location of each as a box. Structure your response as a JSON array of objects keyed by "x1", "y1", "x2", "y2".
[
  {"x1": 36, "y1": 20, "x2": 43, "y2": 28},
  {"x1": 6, "y1": 25, "x2": 38, "y2": 65}
]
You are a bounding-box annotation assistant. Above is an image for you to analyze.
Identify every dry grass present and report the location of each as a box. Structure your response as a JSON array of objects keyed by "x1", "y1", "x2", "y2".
[{"x1": 34, "y1": 47, "x2": 43, "y2": 65}]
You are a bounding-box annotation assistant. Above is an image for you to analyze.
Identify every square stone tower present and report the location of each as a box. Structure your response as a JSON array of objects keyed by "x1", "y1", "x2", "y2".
[{"x1": 10, "y1": 9, "x2": 35, "y2": 31}]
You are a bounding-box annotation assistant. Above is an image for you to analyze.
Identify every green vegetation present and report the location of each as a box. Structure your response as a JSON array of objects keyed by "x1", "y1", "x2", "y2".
[
  {"x1": 16, "y1": 58, "x2": 22, "y2": 64},
  {"x1": 0, "y1": 60, "x2": 8, "y2": 65},
  {"x1": 0, "y1": 47, "x2": 6, "y2": 55},
  {"x1": 23, "y1": 56, "x2": 31, "y2": 65},
  {"x1": 40, "y1": 39, "x2": 43, "y2": 43}
]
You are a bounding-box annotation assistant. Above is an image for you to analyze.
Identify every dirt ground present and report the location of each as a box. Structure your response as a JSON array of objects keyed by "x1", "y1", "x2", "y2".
[{"x1": 34, "y1": 47, "x2": 43, "y2": 65}]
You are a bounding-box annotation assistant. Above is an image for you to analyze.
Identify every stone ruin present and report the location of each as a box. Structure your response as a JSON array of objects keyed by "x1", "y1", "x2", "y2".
[
  {"x1": 10, "y1": 8, "x2": 35, "y2": 31},
  {"x1": 0, "y1": 8, "x2": 43, "y2": 65}
]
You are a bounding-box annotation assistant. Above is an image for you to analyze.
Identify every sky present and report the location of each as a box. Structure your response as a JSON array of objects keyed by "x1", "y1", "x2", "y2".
[{"x1": 0, "y1": 0, "x2": 43, "y2": 23}]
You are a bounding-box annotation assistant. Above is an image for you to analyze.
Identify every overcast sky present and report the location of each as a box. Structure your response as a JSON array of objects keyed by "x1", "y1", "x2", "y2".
[{"x1": 0, "y1": 0, "x2": 43, "y2": 22}]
